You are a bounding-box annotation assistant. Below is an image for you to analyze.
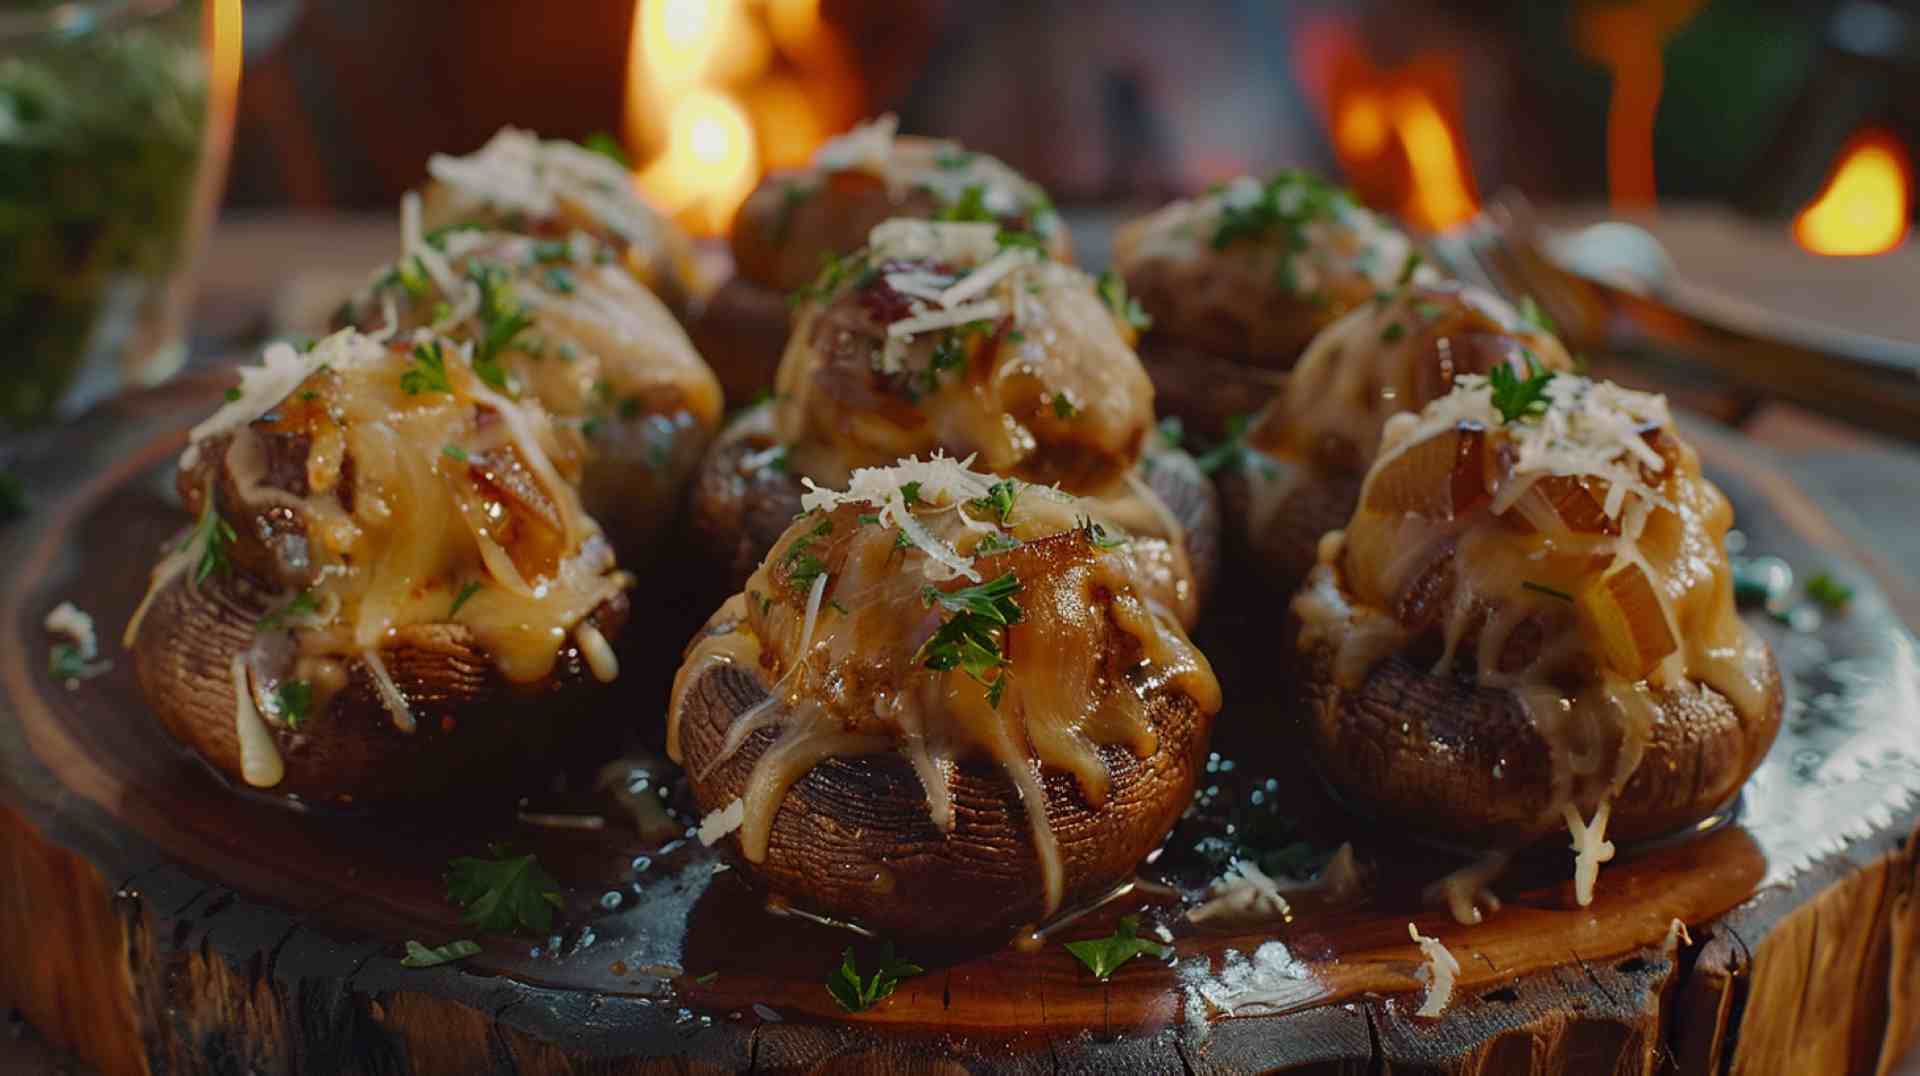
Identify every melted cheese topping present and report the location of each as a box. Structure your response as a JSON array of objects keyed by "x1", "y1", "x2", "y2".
[
  {"x1": 775, "y1": 222, "x2": 1154, "y2": 497},
  {"x1": 669, "y1": 458, "x2": 1221, "y2": 915},
  {"x1": 1250, "y1": 281, "x2": 1573, "y2": 472},
  {"x1": 142, "y1": 327, "x2": 627, "y2": 732},
  {"x1": 814, "y1": 115, "x2": 1056, "y2": 219},
  {"x1": 1296, "y1": 375, "x2": 1772, "y2": 907}
]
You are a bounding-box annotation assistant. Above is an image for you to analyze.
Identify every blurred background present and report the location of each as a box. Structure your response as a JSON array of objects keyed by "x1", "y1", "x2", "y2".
[{"x1": 218, "y1": 0, "x2": 1912, "y2": 248}]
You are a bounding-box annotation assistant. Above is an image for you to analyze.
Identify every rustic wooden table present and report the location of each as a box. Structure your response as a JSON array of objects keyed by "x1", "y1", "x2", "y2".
[{"x1": 4, "y1": 212, "x2": 1919, "y2": 1075}]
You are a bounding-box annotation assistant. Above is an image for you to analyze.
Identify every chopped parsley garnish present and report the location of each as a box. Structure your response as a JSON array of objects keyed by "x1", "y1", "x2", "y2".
[
  {"x1": 530, "y1": 239, "x2": 571, "y2": 264},
  {"x1": 469, "y1": 264, "x2": 534, "y2": 390},
  {"x1": 1052, "y1": 392, "x2": 1078, "y2": 419},
  {"x1": 393, "y1": 256, "x2": 431, "y2": 299},
  {"x1": 995, "y1": 227, "x2": 1046, "y2": 251},
  {"x1": 580, "y1": 131, "x2": 630, "y2": 168},
  {"x1": 1414, "y1": 300, "x2": 1445, "y2": 321},
  {"x1": 273, "y1": 680, "x2": 313, "y2": 727},
  {"x1": 1194, "y1": 413, "x2": 1261, "y2": 476},
  {"x1": 1063, "y1": 915, "x2": 1170, "y2": 981},
  {"x1": 1488, "y1": 356, "x2": 1556, "y2": 424},
  {"x1": 934, "y1": 146, "x2": 977, "y2": 171},
  {"x1": 694, "y1": 971, "x2": 720, "y2": 985},
  {"x1": 401, "y1": 939, "x2": 481, "y2": 968},
  {"x1": 1156, "y1": 415, "x2": 1185, "y2": 450},
  {"x1": 918, "y1": 572, "x2": 1022, "y2": 707},
  {"x1": 448, "y1": 581, "x2": 484, "y2": 618},
  {"x1": 223, "y1": 386, "x2": 242, "y2": 402},
  {"x1": 825, "y1": 945, "x2": 924, "y2": 1013},
  {"x1": 445, "y1": 848, "x2": 564, "y2": 935},
  {"x1": 792, "y1": 249, "x2": 871, "y2": 306},
  {"x1": 258, "y1": 589, "x2": 320, "y2": 632},
  {"x1": 1095, "y1": 269, "x2": 1153, "y2": 332},
  {"x1": 442, "y1": 443, "x2": 468, "y2": 462},
  {"x1": 1518, "y1": 295, "x2": 1557, "y2": 334},
  {"x1": 1397, "y1": 250, "x2": 1425, "y2": 285},
  {"x1": 899, "y1": 481, "x2": 923, "y2": 507},
  {"x1": 1380, "y1": 321, "x2": 1406, "y2": 343},
  {"x1": 542, "y1": 267, "x2": 577, "y2": 295},
  {"x1": 185, "y1": 488, "x2": 236, "y2": 586},
  {"x1": 1522, "y1": 580, "x2": 1573, "y2": 602},
  {"x1": 1211, "y1": 170, "x2": 1350, "y2": 251},
  {"x1": 400, "y1": 340, "x2": 452, "y2": 395},
  {"x1": 857, "y1": 513, "x2": 881, "y2": 526},
  {"x1": 968, "y1": 480, "x2": 1021, "y2": 524},
  {"x1": 781, "y1": 517, "x2": 834, "y2": 594},
  {"x1": 975, "y1": 532, "x2": 1021, "y2": 555},
  {"x1": 48, "y1": 644, "x2": 109, "y2": 682},
  {"x1": 1807, "y1": 572, "x2": 1853, "y2": 610},
  {"x1": 936, "y1": 183, "x2": 993, "y2": 223}
]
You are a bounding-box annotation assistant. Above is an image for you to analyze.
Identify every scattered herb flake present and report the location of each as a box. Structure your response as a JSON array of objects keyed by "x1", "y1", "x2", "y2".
[
  {"x1": 1380, "y1": 321, "x2": 1406, "y2": 343},
  {"x1": 223, "y1": 386, "x2": 242, "y2": 402},
  {"x1": 918, "y1": 572, "x2": 1022, "y2": 706},
  {"x1": 273, "y1": 679, "x2": 313, "y2": 727},
  {"x1": 1397, "y1": 250, "x2": 1425, "y2": 285},
  {"x1": 448, "y1": 581, "x2": 484, "y2": 618},
  {"x1": 694, "y1": 971, "x2": 720, "y2": 985},
  {"x1": 936, "y1": 184, "x2": 993, "y2": 223},
  {"x1": 185, "y1": 488, "x2": 237, "y2": 586},
  {"x1": 581, "y1": 132, "x2": 630, "y2": 168},
  {"x1": 899, "y1": 481, "x2": 922, "y2": 508},
  {"x1": 825, "y1": 945, "x2": 924, "y2": 1013},
  {"x1": 934, "y1": 146, "x2": 977, "y2": 171},
  {"x1": 1487, "y1": 356, "x2": 1556, "y2": 424},
  {"x1": 1807, "y1": 572, "x2": 1853, "y2": 611},
  {"x1": 48, "y1": 643, "x2": 109, "y2": 682},
  {"x1": 1522, "y1": 580, "x2": 1574, "y2": 602},
  {"x1": 1518, "y1": 295, "x2": 1557, "y2": 334},
  {"x1": 1052, "y1": 392, "x2": 1078, "y2": 419},
  {"x1": 1156, "y1": 415, "x2": 1185, "y2": 450},
  {"x1": 1211, "y1": 171, "x2": 1352, "y2": 251},
  {"x1": 1195, "y1": 413, "x2": 1261, "y2": 476},
  {"x1": 400, "y1": 340, "x2": 452, "y2": 395},
  {"x1": 445, "y1": 849, "x2": 564, "y2": 935},
  {"x1": 401, "y1": 939, "x2": 481, "y2": 968},
  {"x1": 258, "y1": 589, "x2": 320, "y2": 632},
  {"x1": 542, "y1": 267, "x2": 577, "y2": 294},
  {"x1": 968, "y1": 480, "x2": 1021, "y2": 524},
  {"x1": 442, "y1": 443, "x2": 469, "y2": 462},
  {"x1": 1064, "y1": 916, "x2": 1170, "y2": 981},
  {"x1": 1095, "y1": 269, "x2": 1153, "y2": 332}
]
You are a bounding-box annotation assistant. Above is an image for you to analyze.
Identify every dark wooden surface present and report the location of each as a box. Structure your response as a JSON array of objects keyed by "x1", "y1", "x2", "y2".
[{"x1": 3, "y1": 215, "x2": 1920, "y2": 1074}]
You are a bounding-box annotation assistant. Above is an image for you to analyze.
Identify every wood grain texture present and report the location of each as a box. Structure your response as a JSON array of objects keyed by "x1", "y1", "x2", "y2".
[{"x1": 2, "y1": 374, "x2": 1919, "y2": 1075}]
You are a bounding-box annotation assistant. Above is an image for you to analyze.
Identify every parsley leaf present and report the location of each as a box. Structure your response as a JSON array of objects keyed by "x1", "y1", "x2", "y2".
[
  {"x1": 781, "y1": 517, "x2": 834, "y2": 594},
  {"x1": 1397, "y1": 250, "x2": 1425, "y2": 285},
  {"x1": 272, "y1": 680, "x2": 313, "y2": 727},
  {"x1": 580, "y1": 132, "x2": 630, "y2": 168},
  {"x1": 1488, "y1": 356, "x2": 1556, "y2": 424},
  {"x1": 1518, "y1": 295, "x2": 1557, "y2": 334},
  {"x1": 1095, "y1": 270, "x2": 1153, "y2": 332},
  {"x1": 918, "y1": 572, "x2": 1022, "y2": 706},
  {"x1": 185, "y1": 487, "x2": 236, "y2": 586},
  {"x1": 995, "y1": 227, "x2": 1046, "y2": 251},
  {"x1": 542, "y1": 267, "x2": 577, "y2": 295},
  {"x1": 1211, "y1": 171, "x2": 1351, "y2": 251},
  {"x1": 791, "y1": 249, "x2": 871, "y2": 306},
  {"x1": 400, "y1": 340, "x2": 452, "y2": 395},
  {"x1": 1080, "y1": 517, "x2": 1128, "y2": 550},
  {"x1": 449, "y1": 581, "x2": 484, "y2": 618},
  {"x1": 825, "y1": 945, "x2": 924, "y2": 1013},
  {"x1": 223, "y1": 386, "x2": 242, "y2": 402},
  {"x1": 936, "y1": 184, "x2": 993, "y2": 223},
  {"x1": 899, "y1": 481, "x2": 922, "y2": 507},
  {"x1": 968, "y1": 479, "x2": 1021, "y2": 524},
  {"x1": 48, "y1": 643, "x2": 110, "y2": 682},
  {"x1": 468, "y1": 264, "x2": 534, "y2": 391},
  {"x1": 401, "y1": 939, "x2": 481, "y2": 968},
  {"x1": 1194, "y1": 413, "x2": 1262, "y2": 476},
  {"x1": 1051, "y1": 392, "x2": 1078, "y2": 419},
  {"x1": 445, "y1": 849, "x2": 564, "y2": 935},
  {"x1": 1807, "y1": 571, "x2": 1853, "y2": 610},
  {"x1": 258, "y1": 589, "x2": 320, "y2": 632},
  {"x1": 1064, "y1": 915, "x2": 1170, "y2": 981},
  {"x1": 934, "y1": 146, "x2": 977, "y2": 171}
]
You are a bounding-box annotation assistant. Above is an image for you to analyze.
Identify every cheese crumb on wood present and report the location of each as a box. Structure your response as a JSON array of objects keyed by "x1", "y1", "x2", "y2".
[
  {"x1": 698, "y1": 798, "x2": 746, "y2": 846},
  {"x1": 1408, "y1": 923, "x2": 1461, "y2": 1018}
]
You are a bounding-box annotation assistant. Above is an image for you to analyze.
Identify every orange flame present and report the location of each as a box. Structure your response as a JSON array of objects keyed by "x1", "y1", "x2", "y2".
[
  {"x1": 1574, "y1": 0, "x2": 1705, "y2": 209},
  {"x1": 1297, "y1": 21, "x2": 1478, "y2": 233},
  {"x1": 1793, "y1": 130, "x2": 1912, "y2": 257},
  {"x1": 623, "y1": 0, "x2": 860, "y2": 235}
]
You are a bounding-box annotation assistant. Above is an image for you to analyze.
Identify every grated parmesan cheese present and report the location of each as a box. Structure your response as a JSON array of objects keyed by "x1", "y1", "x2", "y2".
[
  {"x1": 798, "y1": 454, "x2": 1002, "y2": 583},
  {"x1": 885, "y1": 298, "x2": 1007, "y2": 339},
  {"x1": 1564, "y1": 800, "x2": 1616, "y2": 907},
  {"x1": 1188, "y1": 859, "x2": 1292, "y2": 925},
  {"x1": 44, "y1": 601, "x2": 97, "y2": 660},
  {"x1": 813, "y1": 113, "x2": 899, "y2": 177},
  {"x1": 426, "y1": 127, "x2": 667, "y2": 249},
  {"x1": 1408, "y1": 923, "x2": 1460, "y2": 1018},
  {"x1": 182, "y1": 330, "x2": 387, "y2": 470},
  {"x1": 937, "y1": 247, "x2": 1036, "y2": 309},
  {"x1": 868, "y1": 219, "x2": 1000, "y2": 265},
  {"x1": 698, "y1": 797, "x2": 746, "y2": 846}
]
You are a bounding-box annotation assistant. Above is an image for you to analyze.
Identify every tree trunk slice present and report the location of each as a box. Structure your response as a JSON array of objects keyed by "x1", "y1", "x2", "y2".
[{"x1": 2, "y1": 374, "x2": 1918, "y2": 1075}]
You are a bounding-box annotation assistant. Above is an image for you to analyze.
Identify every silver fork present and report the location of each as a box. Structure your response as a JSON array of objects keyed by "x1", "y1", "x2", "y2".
[{"x1": 1426, "y1": 191, "x2": 1920, "y2": 443}]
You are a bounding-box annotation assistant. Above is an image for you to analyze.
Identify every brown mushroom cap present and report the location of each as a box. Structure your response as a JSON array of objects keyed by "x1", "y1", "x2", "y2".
[
  {"x1": 684, "y1": 274, "x2": 793, "y2": 407},
  {"x1": 134, "y1": 568, "x2": 629, "y2": 805},
  {"x1": 673, "y1": 522, "x2": 1216, "y2": 938},
  {"x1": 1292, "y1": 642, "x2": 1782, "y2": 849},
  {"x1": 687, "y1": 405, "x2": 1222, "y2": 620}
]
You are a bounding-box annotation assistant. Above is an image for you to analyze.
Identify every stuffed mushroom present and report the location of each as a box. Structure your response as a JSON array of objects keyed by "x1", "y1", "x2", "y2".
[
  {"x1": 690, "y1": 114, "x2": 1069, "y2": 402},
  {"x1": 690, "y1": 217, "x2": 1218, "y2": 623},
  {"x1": 1229, "y1": 280, "x2": 1575, "y2": 595},
  {"x1": 1113, "y1": 171, "x2": 1432, "y2": 440},
  {"x1": 127, "y1": 327, "x2": 631, "y2": 804},
  {"x1": 670, "y1": 456, "x2": 1221, "y2": 937},
  {"x1": 416, "y1": 126, "x2": 699, "y2": 317},
  {"x1": 336, "y1": 204, "x2": 722, "y2": 556},
  {"x1": 1291, "y1": 373, "x2": 1781, "y2": 919}
]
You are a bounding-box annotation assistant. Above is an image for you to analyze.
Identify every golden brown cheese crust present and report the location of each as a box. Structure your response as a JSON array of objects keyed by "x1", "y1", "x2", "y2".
[{"x1": 670, "y1": 475, "x2": 1220, "y2": 935}]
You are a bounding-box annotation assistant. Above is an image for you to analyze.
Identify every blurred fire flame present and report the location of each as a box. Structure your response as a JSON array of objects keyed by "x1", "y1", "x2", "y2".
[
  {"x1": 1574, "y1": 0, "x2": 1704, "y2": 210},
  {"x1": 624, "y1": 0, "x2": 860, "y2": 235},
  {"x1": 1297, "y1": 19, "x2": 1478, "y2": 232},
  {"x1": 1793, "y1": 130, "x2": 1911, "y2": 257}
]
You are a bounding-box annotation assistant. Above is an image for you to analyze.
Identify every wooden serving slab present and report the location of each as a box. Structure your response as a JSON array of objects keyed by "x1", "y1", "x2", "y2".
[{"x1": 2, "y1": 372, "x2": 1918, "y2": 1076}]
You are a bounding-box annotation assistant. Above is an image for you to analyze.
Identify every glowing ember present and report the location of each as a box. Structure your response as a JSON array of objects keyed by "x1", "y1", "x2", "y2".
[
  {"x1": 1391, "y1": 90, "x2": 1476, "y2": 233},
  {"x1": 1574, "y1": 0, "x2": 1706, "y2": 210},
  {"x1": 1793, "y1": 130, "x2": 1912, "y2": 257}
]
